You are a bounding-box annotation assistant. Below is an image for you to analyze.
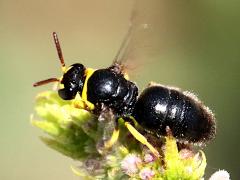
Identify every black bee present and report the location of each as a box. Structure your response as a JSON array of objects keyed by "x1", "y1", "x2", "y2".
[{"x1": 34, "y1": 32, "x2": 216, "y2": 157}]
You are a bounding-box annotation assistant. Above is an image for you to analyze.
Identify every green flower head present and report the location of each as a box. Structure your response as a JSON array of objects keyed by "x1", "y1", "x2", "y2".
[{"x1": 31, "y1": 91, "x2": 227, "y2": 179}]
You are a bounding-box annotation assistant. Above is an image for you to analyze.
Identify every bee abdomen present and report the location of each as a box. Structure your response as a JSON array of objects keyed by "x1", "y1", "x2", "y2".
[{"x1": 133, "y1": 85, "x2": 216, "y2": 143}]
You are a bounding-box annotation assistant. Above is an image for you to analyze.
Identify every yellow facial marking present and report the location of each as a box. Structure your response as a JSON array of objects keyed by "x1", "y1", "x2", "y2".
[
  {"x1": 61, "y1": 66, "x2": 67, "y2": 73},
  {"x1": 58, "y1": 76, "x2": 64, "y2": 89},
  {"x1": 59, "y1": 66, "x2": 72, "y2": 89},
  {"x1": 123, "y1": 73, "x2": 129, "y2": 80}
]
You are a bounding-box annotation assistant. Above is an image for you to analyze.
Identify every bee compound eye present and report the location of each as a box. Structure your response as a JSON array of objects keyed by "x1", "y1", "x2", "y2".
[{"x1": 58, "y1": 88, "x2": 77, "y2": 100}]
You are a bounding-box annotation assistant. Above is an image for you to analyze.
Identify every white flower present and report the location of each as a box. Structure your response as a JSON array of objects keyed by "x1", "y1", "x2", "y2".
[
  {"x1": 121, "y1": 154, "x2": 142, "y2": 176},
  {"x1": 139, "y1": 167, "x2": 155, "y2": 180},
  {"x1": 143, "y1": 153, "x2": 154, "y2": 163},
  {"x1": 209, "y1": 170, "x2": 230, "y2": 180}
]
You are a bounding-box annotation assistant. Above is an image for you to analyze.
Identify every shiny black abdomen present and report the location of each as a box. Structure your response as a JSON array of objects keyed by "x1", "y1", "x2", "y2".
[
  {"x1": 87, "y1": 69, "x2": 138, "y2": 116},
  {"x1": 133, "y1": 85, "x2": 215, "y2": 142}
]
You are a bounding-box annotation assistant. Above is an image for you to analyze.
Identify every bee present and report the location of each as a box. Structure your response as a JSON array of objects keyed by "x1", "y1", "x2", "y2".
[{"x1": 34, "y1": 29, "x2": 216, "y2": 157}]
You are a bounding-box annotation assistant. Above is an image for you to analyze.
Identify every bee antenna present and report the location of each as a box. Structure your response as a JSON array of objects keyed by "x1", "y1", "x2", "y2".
[
  {"x1": 33, "y1": 78, "x2": 59, "y2": 87},
  {"x1": 53, "y1": 32, "x2": 66, "y2": 71}
]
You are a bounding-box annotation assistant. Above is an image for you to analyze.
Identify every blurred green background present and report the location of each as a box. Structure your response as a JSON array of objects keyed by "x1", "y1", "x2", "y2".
[{"x1": 0, "y1": 0, "x2": 239, "y2": 179}]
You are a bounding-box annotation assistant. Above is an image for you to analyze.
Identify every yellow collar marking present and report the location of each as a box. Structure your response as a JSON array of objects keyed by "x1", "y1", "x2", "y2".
[{"x1": 81, "y1": 68, "x2": 95, "y2": 110}]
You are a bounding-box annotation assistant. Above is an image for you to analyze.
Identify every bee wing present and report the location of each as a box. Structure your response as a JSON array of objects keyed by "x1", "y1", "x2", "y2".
[
  {"x1": 112, "y1": 1, "x2": 162, "y2": 76},
  {"x1": 112, "y1": 21, "x2": 134, "y2": 66}
]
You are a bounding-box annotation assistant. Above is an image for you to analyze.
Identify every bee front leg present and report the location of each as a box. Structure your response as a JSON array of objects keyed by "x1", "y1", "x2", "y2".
[
  {"x1": 72, "y1": 94, "x2": 95, "y2": 111},
  {"x1": 97, "y1": 106, "x2": 120, "y2": 151},
  {"x1": 104, "y1": 126, "x2": 120, "y2": 150}
]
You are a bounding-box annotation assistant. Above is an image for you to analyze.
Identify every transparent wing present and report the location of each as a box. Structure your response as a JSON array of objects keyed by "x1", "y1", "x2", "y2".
[{"x1": 112, "y1": 0, "x2": 163, "y2": 76}]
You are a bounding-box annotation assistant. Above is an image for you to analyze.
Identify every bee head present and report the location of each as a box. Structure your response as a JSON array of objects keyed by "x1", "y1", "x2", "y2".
[
  {"x1": 33, "y1": 33, "x2": 87, "y2": 101},
  {"x1": 58, "y1": 63, "x2": 86, "y2": 100}
]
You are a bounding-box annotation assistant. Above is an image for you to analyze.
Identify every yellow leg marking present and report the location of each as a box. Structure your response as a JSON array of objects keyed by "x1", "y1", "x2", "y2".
[
  {"x1": 104, "y1": 128, "x2": 120, "y2": 149},
  {"x1": 125, "y1": 122, "x2": 160, "y2": 158},
  {"x1": 72, "y1": 100, "x2": 85, "y2": 109},
  {"x1": 72, "y1": 94, "x2": 94, "y2": 111},
  {"x1": 83, "y1": 101, "x2": 95, "y2": 111}
]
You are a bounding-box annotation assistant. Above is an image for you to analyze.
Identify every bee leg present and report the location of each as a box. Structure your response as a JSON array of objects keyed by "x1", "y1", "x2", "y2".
[
  {"x1": 124, "y1": 120, "x2": 160, "y2": 158},
  {"x1": 97, "y1": 107, "x2": 120, "y2": 150},
  {"x1": 72, "y1": 94, "x2": 95, "y2": 111},
  {"x1": 72, "y1": 99, "x2": 86, "y2": 109},
  {"x1": 103, "y1": 112, "x2": 120, "y2": 149},
  {"x1": 104, "y1": 125, "x2": 120, "y2": 149},
  {"x1": 83, "y1": 100, "x2": 95, "y2": 111}
]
